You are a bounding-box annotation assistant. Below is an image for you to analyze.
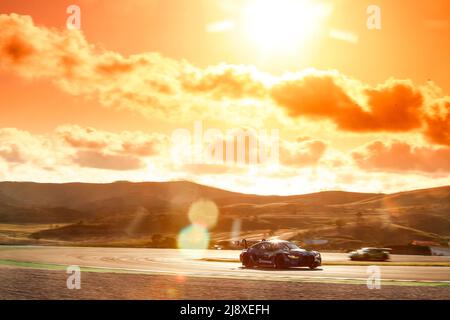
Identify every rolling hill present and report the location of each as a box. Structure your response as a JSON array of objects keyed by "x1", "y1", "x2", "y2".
[{"x1": 0, "y1": 181, "x2": 448, "y2": 249}]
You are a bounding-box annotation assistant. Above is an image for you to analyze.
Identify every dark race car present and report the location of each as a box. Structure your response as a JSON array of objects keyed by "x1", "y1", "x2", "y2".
[{"x1": 239, "y1": 240, "x2": 321, "y2": 269}]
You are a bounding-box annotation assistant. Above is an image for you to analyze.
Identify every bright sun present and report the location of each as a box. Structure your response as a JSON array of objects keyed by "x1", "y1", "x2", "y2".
[{"x1": 244, "y1": 0, "x2": 331, "y2": 55}]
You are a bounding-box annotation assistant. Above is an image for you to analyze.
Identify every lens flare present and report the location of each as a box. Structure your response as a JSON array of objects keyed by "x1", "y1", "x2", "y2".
[
  {"x1": 231, "y1": 218, "x2": 242, "y2": 241},
  {"x1": 188, "y1": 199, "x2": 219, "y2": 229},
  {"x1": 175, "y1": 274, "x2": 186, "y2": 283},
  {"x1": 166, "y1": 288, "x2": 178, "y2": 298},
  {"x1": 177, "y1": 224, "x2": 210, "y2": 250}
]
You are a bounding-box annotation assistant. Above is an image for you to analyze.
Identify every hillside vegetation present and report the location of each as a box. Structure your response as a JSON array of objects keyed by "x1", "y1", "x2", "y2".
[{"x1": 0, "y1": 181, "x2": 449, "y2": 249}]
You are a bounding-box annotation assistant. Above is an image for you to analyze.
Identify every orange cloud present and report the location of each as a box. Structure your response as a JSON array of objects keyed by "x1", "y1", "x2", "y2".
[
  {"x1": 1, "y1": 34, "x2": 35, "y2": 64},
  {"x1": 352, "y1": 141, "x2": 450, "y2": 173},
  {"x1": 0, "y1": 14, "x2": 271, "y2": 124},
  {"x1": 57, "y1": 125, "x2": 163, "y2": 157},
  {"x1": 0, "y1": 128, "x2": 49, "y2": 166},
  {"x1": 181, "y1": 65, "x2": 267, "y2": 99},
  {"x1": 271, "y1": 74, "x2": 424, "y2": 132},
  {"x1": 59, "y1": 126, "x2": 109, "y2": 150},
  {"x1": 424, "y1": 100, "x2": 450, "y2": 146},
  {"x1": 0, "y1": 143, "x2": 25, "y2": 163},
  {"x1": 280, "y1": 139, "x2": 327, "y2": 167},
  {"x1": 0, "y1": 126, "x2": 164, "y2": 172},
  {"x1": 0, "y1": 14, "x2": 181, "y2": 115},
  {"x1": 72, "y1": 150, "x2": 145, "y2": 171},
  {"x1": 0, "y1": 126, "x2": 448, "y2": 194},
  {"x1": 0, "y1": 13, "x2": 449, "y2": 148}
]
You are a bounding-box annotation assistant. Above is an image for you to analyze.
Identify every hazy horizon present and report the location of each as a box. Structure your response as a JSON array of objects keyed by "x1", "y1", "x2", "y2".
[{"x1": 0, "y1": 179, "x2": 449, "y2": 197}]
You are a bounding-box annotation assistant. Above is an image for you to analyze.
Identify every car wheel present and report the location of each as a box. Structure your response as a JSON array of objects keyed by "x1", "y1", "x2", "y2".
[
  {"x1": 309, "y1": 263, "x2": 318, "y2": 270},
  {"x1": 242, "y1": 254, "x2": 254, "y2": 268},
  {"x1": 274, "y1": 255, "x2": 286, "y2": 269}
]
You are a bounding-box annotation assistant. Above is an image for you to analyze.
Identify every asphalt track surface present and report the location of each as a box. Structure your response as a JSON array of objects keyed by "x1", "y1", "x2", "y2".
[{"x1": 0, "y1": 246, "x2": 449, "y2": 284}]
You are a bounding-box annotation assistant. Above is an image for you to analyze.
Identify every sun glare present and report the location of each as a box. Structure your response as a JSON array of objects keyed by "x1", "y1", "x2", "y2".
[{"x1": 244, "y1": 0, "x2": 331, "y2": 54}]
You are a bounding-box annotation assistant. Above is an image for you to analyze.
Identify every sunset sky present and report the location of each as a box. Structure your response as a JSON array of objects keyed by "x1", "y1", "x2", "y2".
[{"x1": 0, "y1": 0, "x2": 449, "y2": 195}]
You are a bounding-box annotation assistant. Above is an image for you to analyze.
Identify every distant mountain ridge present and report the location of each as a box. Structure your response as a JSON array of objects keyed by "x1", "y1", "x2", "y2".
[{"x1": 0, "y1": 180, "x2": 381, "y2": 212}]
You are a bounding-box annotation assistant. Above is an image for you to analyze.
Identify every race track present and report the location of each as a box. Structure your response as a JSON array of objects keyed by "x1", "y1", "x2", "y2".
[{"x1": 0, "y1": 246, "x2": 449, "y2": 284}]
